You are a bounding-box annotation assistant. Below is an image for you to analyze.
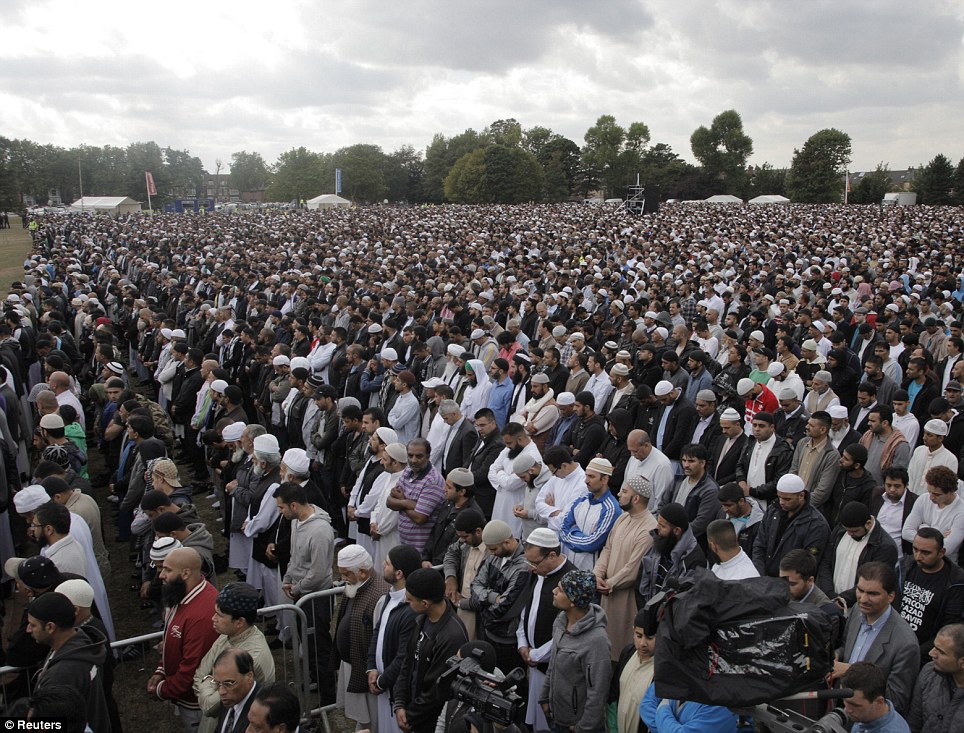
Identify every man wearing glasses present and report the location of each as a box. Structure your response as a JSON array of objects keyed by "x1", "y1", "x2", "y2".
[{"x1": 515, "y1": 528, "x2": 575, "y2": 733}]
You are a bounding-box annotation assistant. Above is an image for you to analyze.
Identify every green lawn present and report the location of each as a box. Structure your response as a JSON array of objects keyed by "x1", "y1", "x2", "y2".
[{"x1": 0, "y1": 216, "x2": 32, "y2": 292}]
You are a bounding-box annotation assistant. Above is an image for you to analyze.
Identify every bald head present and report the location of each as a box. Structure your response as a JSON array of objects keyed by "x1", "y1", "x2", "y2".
[
  {"x1": 166, "y1": 547, "x2": 202, "y2": 577},
  {"x1": 36, "y1": 390, "x2": 59, "y2": 414},
  {"x1": 48, "y1": 371, "x2": 70, "y2": 393}
]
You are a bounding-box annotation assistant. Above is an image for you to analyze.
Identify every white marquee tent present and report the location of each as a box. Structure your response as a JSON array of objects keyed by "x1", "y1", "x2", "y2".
[
  {"x1": 69, "y1": 196, "x2": 141, "y2": 215},
  {"x1": 705, "y1": 194, "x2": 743, "y2": 204},
  {"x1": 749, "y1": 194, "x2": 791, "y2": 204},
  {"x1": 306, "y1": 194, "x2": 351, "y2": 210}
]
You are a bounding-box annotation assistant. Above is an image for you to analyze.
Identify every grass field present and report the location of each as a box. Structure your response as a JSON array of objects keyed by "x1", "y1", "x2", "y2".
[{"x1": 0, "y1": 216, "x2": 32, "y2": 293}]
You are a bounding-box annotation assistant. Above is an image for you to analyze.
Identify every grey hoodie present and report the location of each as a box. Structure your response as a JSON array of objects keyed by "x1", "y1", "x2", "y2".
[
  {"x1": 182, "y1": 521, "x2": 216, "y2": 580},
  {"x1": 282, "y1": 505, "x2": 334, "y2": 596},
  {"x1": 540, "y1": 603, "x2": 612, "y2": 733}
]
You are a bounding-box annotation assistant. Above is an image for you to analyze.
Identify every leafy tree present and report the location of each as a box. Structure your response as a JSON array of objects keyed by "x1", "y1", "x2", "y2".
[
  {"x1": 229, "y1": 151, "x2": 272, "y2": 193},
  {"x1": 785, "y1": 128, "x2": 852, "y2": 203},
  {"x1": 582, "y1": 115, "x2": 650, "y2": 198},
  {"x1": 384, "y1": 145, "x2": 424, "y2": 203},
  {"x1": 422, "y1": 129, "x2": 486, "y2": 202},
  {"x1": 485, "y1": 119, "x2": 523, "y2": 148},
  {"x1": 444, "y1": 144, "x2": 543, "y2": 203},
  {"x1": 744, "y1": 163, "x2": 788, "y2": 198},
  {"x1": 522, "y1": 126, "x2": 554, "y2": 157},
  {"x1": 267, "y1": 147, "x2": 327, "y2": 202},
  {"x1": 164, "y1": 148, "x2": 205, "y2": 200},
  {"x1": 331, "y1": 144, "x2": 389, "y2": 203},
  {"x1": 125, "y1": 142, "x2": 165, "y2": 201},
  {"x1": 955, "y1": 156, "x2": 964, "y2": 205},
  {"x1": 849, "y1": 163, "x2": 892, "y2": 204},
  {"x1": 912, "y1": 154, "x2": 956, "y2": 204},
  {"x1": 690, "y1": 110, "x2": 753, "y2": 192}
]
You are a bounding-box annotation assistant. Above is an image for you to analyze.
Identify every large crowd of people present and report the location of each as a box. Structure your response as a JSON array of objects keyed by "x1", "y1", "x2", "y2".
[{"x1": 2, "y1": 200, "x2": 964, "y2": 733}]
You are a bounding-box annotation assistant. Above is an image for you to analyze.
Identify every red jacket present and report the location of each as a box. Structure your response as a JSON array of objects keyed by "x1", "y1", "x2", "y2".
[{"x1": 155, "y1": 579, "x2": 219, "y2": 707}]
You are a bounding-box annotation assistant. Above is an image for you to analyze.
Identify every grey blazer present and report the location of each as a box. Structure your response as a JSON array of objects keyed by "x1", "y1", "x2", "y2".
[{"x1": 839, "y1": 606, "x2": 919, "y2": 714}]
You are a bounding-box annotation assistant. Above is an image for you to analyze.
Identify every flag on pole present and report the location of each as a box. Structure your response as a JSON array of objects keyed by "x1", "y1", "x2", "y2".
[
  {"x1": 145, "y1": 171, "x2": 157, "y2": 196},
  {"x1": 335, "y1": 168, "x2": 342, "y2": 194}
]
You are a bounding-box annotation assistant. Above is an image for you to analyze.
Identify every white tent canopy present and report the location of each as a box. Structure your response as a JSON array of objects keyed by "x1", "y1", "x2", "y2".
[
  {"x1": 69, "y1": 196, "x2": 141, "y2": 215},
  {"x1": 306, "y1": 194, "x2": 351, "y2": 210},
  {"x1": 705, "y1": 194, "x2": 743, "y2": 204},
  {"x1": 749, "y1": 194, "x2": 791, "y2": 204}
]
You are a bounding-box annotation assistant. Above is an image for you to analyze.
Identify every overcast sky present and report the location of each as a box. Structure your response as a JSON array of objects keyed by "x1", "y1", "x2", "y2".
[{"x1": 3, "y1": 0, "x2": 962, "y2": 174}]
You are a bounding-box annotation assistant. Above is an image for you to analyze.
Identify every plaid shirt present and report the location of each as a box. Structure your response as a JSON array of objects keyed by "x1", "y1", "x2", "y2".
[{"x1": 397, "y1": 463, "x2": 446, "y2": 551}]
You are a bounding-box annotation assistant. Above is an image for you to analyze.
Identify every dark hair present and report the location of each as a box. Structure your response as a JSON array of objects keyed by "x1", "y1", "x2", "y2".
[
  {"x1": 542, "y1": 445, "x2": 572, "y2": 469},
  {"x1": 856, "y1": 382, "x2": 877, "y2": 396},
  {"x1": 341, "y1": 405, "x2": 362, "y2": 422},
  {"x1": 454, "y1": 509, "x2": 486, "y2": 533},
  {"x1": 35, "y1": 502, "x2": 71, "y2": 534},
  {"x1": 252, "y1": 683, "x2": 300, "y2": 732},
  {"x1": 869, "y1": 405, "x2": 893, "y2": 425},
  {"x1": 680, "y1": 443, "x2": 708, "y2": 461},
  {"x1": 213, "y1": 647, "x2": 255, "y2": 676},
  {"x1": 840, "y1": 662, "x2": 887, "y2": 703},
  {"x1": 473, "y1": 407, "x2": 496, "y2": 423},
  {"x1": 128, "y1": 413, "x2": 155, "y2": 438},
  {"x1": 882, "y1": 466, "x2": 909, "y2": 485},
  {"x1": 575, "y1": 390, "x2": 595, "y2": 410},
  {"x1": 501, "y1": 422, "x2": 525, "y2": 438},
  {"x1": 26, "y1": 685, "x2": 88, "y2": 733},
  {"x1": 779, "y1": 548, "x2": 817, "y2": 579},
  {"x1": 274, "y1": 481, "x2": 308, "y2": 506},
  {"x1": 34, "y1": 458, "x2": 67, "y2": 479},
  {"x1": 706, "y1": 519, "x2": 738, "y2": 551},
  {"x1": 915, "y1": 526, "x2": 945, "y2": 549},
  {"x1": 856, "y1": 561, "x2": 898, "y2": 595},
  {"x1": 362, "y1": 407, "x2": 385, "y2": 424},
  {"x1": 926, "y1": 465, "x2": 958, "y2": 494}
]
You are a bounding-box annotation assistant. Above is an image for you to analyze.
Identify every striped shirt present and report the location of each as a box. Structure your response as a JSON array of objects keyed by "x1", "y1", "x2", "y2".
[{"x1": 396, "y1": 464, "x2": 446, "y2": 552}]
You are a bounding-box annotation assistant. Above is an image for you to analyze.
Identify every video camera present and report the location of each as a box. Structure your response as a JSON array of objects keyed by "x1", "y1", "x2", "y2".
[{"x1": 437, "y1": 649, "x2": 526, "y2": 728}]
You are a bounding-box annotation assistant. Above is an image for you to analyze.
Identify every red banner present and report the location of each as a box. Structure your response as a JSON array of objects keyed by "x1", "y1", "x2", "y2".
[{"x1": 145, "y1": 171, "x2": 157, "y2": 196}]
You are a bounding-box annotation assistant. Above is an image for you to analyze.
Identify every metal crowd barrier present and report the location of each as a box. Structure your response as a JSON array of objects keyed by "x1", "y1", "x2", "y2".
[
  {"x1": 1, "y1": 567, "x2": 441, "y2": 730},
  {"x1": 295, "y1": 585, "x2": 346, "y2": 733}
]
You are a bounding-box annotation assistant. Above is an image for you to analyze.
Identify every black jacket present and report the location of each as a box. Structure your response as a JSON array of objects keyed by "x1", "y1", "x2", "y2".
[
  {"x1": 216, "y1": 681, "x2": 261, "y2": 733},
  {"x1": 818, "y1": 521, "x2": 898, "y2": 599},
  {"x1": 467, "y1": 432, "x2": 505, "y2": 518},
  {"x1": 774, "y1": 407, "x2": 810, "y2": 447},
  {"x1": 752, "y1": 501, "x2": 831, "y2": 578},
  {"x1": 36, "y1": 625, "x2": 111, "y2": 733},
  {"x1": 441, "y1": 419, "x2": 479, "y2": 478},
  {"x1": 367, "y1": 593, "x2": 418, "y2": 695},
  {"x1": 172, "y1": 366, "x2": 204, "y2": 426},
  {"x1": 708, "y1": 432, "x2": 747, "y2": 486},
  {"x1": 566, "y1": 413, "x2": 608, "y2": 468},
  {"x1": 734, "y1": 437, "x2": 794, "y2": 501},
  {"x1": 394, "y1": 604, "x2": 469, "y2": 733},
  {"x1": 653, "y1": 396, "x2": 699, "y2": 461}
]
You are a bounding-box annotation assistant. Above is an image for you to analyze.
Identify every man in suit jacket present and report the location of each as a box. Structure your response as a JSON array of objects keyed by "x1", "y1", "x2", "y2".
[
  {"x1": 439, "y1": 400, "x2": 479, "y2": 478},
  {"x1": 832, "y1": 561, "x2": 919, "y2": 715},
  {"x1": 735, "y1": 412, "x2": 795, "y2": 504},
  {"x1": 871, "y1": 467, "x2": 918, "y2": 557},
  {"x1": 211, "y1": 649, "x2": 260, "y2": 733},
  {"x1": 709, "y1": 408, "x2": 747, "y2": 486},
  {"x1": 688, "y1": 389, "x2": 721, "y2": 449},
  {"x1": 466, "y1": 408, "x2": 505, "y2": 518},
  {"x1": 652, "y1": 380, "x2": 699, "y2": 464}
]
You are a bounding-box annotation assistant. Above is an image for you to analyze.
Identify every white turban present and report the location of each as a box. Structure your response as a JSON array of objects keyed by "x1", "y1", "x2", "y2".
[{"x1": 337, "y1": 544, "x2": 373, "y2": 570}]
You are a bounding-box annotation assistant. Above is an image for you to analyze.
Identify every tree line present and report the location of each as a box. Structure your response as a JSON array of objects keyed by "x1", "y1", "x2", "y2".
[{"x1": 2, "y1": 112, "x2": 962, "y2": 208}]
